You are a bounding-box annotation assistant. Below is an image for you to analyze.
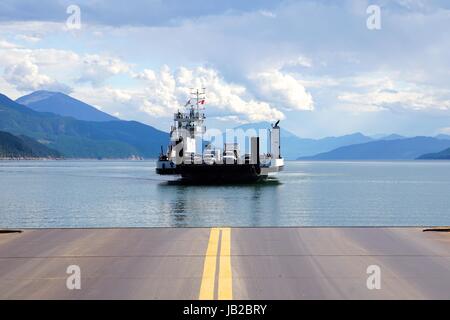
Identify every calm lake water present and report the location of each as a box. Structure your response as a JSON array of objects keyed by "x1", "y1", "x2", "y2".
[{"x1": 0, "y1": 160, "x2": 449, "y2": 228}]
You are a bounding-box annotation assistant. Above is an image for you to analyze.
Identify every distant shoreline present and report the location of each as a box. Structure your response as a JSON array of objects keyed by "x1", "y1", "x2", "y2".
[
  {"x1": 0, "y1": 157, "x2": 152, "y2": 161},
  {"x1": 1, "y1": 158, "x2": 449, "y2": 162},
  {"x1": 0, "y1": 157, "x2": 63, "y2": 161}
]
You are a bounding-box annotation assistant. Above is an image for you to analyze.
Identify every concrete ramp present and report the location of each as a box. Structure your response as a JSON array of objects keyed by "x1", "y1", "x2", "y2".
[{"x1": 0, "y1": 228, "x2": 449, "y2": 299}]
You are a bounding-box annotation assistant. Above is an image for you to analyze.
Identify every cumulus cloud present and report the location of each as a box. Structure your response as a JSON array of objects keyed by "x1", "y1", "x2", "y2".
[
  {"x1": 0, "y1": 44, "x2": 77, "y2": 93},
  {"x1": 16, "y1": 34, "x2": 41, "y2": 43},
  {"x1": 134, "y1": 69, "x2": 156, "y2": 81},
  {"x1": 1, "y1": 1, "x2": 450, "y2": 137},
  {"x1": 0, "y1": 39, "x2": 20, "y2": 49},
  {"x1": 71, "y1": 65, "x2": 286, "y2": 126},
  {"x1": 31, "y1": 48, "x2": 79, "y2": 66},
  {"x1": 136, "y1": 65, "x2": 285, "y2": 122},
  {"x1": 78, "y1": 54, "x2": 131, "y2": 86},
  {"x1": 251, "y1": 69, "x2": 314, "y2": 111},
  {"x1": 3, "y1": 60, "x2": 71, "y2": 93},
  {"x1": 337, "y1": 85, "x2": 450, "y2": 112},
  {"x1": 0, "y1": 41, "x2": 133, "y2": 93}
]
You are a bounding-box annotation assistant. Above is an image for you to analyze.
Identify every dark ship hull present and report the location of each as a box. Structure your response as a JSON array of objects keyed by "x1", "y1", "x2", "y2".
[{"x1": 177, "y1": 163, "x2": 267, "y2": 183}]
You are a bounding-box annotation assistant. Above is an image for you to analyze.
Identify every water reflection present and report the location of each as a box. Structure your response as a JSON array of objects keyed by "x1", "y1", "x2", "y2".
[
  {"x1": 170, "y1": 186, "x2": 188, "y2": 227},
  {"x1": 157, "y1": 178, "x2": 281, "y2": 227},
  {"x1": 3, "y1": 161, "x2": 448, "y2": 227}
]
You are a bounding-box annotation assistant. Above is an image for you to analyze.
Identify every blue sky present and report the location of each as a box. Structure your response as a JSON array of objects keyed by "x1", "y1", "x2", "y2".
[{"x1": 0, "y1": 0, "x2": 450, "y2": 138}]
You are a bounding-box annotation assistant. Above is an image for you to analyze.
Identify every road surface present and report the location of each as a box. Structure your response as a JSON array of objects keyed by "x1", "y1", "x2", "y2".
[{"x1": 0, "y1": 227, "x2": 449, "y2": 299}]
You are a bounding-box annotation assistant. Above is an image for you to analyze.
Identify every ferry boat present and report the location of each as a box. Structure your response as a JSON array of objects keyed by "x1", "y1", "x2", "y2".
[{"x1": 156, "y1": 89, "x2": 284, "y2": 183}]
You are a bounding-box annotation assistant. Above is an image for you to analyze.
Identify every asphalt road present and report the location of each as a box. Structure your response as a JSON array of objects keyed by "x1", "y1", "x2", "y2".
[{"x1": 0, "y1": 227, "x2": 449, "y2": 299}]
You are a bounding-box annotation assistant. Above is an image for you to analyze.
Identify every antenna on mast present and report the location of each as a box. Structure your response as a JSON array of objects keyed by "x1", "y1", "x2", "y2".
[{"x1": 189, "y1": 88, "x2": 206, "y2": 113}]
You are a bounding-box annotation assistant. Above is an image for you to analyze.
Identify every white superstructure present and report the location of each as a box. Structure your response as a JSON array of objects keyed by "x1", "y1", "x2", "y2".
[{"x1": 156, "y1": 89, "x2": 284, "y2": 181}]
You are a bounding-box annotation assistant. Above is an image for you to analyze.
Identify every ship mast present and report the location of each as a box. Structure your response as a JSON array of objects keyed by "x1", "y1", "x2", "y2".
[
  {"x1": 189, "y1": 88, "x2": 206, "y2": 155},
  {"x1": 189, "y1": 88, "x2": 205, "y2": 116}
]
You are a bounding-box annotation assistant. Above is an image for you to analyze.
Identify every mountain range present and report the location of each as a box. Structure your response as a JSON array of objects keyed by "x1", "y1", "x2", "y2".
[
  {"x1": 237, "y1": 122, "x2": 450, "y2": 160},
  {"x1": 298, "y1": 137, "x2": 450, "y2": 160},
  {"x1": 0, "y1": 92, "x2": 168, "y2": 158},
  {"x1": 1, "y1": 90, "x2": 449, "y2": 160},
  {"x1": 16, "y1": 91, "x2": 118, "y2": 122},
  {"x1": 417, "y1": 147, "x2": 450, "y2": 160},
  {"x1": 235, "y1": 122, "x2": 374, "y2": 159},
  {"x1": 0, "y1": 130, "x2": 61, "y2": 159}
]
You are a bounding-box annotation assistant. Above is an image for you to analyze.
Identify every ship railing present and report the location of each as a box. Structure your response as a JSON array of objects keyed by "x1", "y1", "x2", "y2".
[{"x1": 176, "y1": 152, "x2": 275, "y2": 166}]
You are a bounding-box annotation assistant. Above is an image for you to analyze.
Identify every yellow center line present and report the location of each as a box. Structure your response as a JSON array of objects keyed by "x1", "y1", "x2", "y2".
[
  {"x1": 218, "y1": 227, "x2": 232, "y2": 300},
  {"x1": 199, "y1": 228, "x2": 220, "y2": 300},
  {"x1": 198, "y1": 227, "x2": 233, "y2": 300}
]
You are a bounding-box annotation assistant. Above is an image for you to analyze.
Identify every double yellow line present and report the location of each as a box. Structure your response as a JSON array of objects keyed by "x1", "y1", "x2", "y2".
[{"x1": 199, "y1": 228, "x2": 232, "y2": 300}]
